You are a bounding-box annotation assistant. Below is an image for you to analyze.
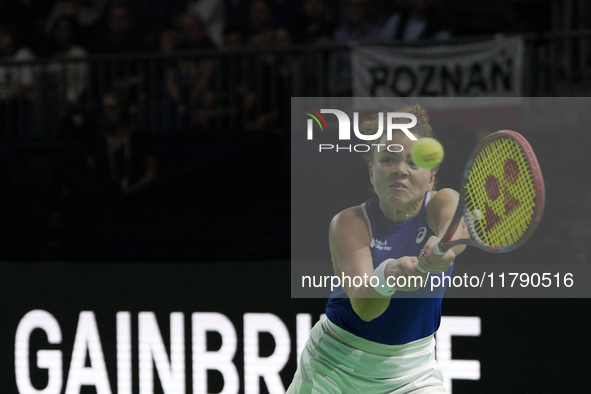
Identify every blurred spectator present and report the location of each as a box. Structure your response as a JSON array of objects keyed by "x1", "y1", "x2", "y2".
[
  {"x1": 90, "y1": 1, "x2": 146, "y2": 54},
  {"x1": 295, "y1": 0, "x2": 337, "y2": 45},
  {"x1": 0, "y1": 0, "x2": 51, "y2": 54},
  {"x1": 197, "y1": 24, "x2": 249, "y2": 130},
  {"x1": 294, "y1": 0, "x2": 337, "y2": 96},
  {"x1": 381, "y1": 0, "x2": 452, "y2": 41},
  {"x1": 162, "y1": 13, "x2": 216, "y2": 131},
  {"x1": 333, "y1": 0, "x2": 381, "y2": 43},
  {"x1": 46, "y1": 16, "x2": 89, "y2": 105},
  {"x1": 223, "y1": 24, "x2": 248, "y2": 50},
  {"x1": 0, "y1": 23, "x2": 35, "y2": 134},
  {"x1": 187, "y1": 0, "x2": 226, "y2": 47},
  {"x1": 86, "y1": 89, "x2": 157, "y2": 199},
  {"x1": 246, "y1": 26, "x2": 296, "y2": 131},
  {"x1": 329, "y1": 0, "x2": 381, "y2": 96},
  {"x1": 164, "y1": 13, "x2": 217, "y2": 52},
  {"x1": 130, "y1": 0, "x2": 186, "y2": 51},
  {"x1": 247, "y1": 0, "x2": 275, "y2": 47},
  {"x1": 84, "y1": 1, "x2": 149, "y2": 103},
  {"x1": 44, "y1": 0, "x2": 107, "y2": 48}
]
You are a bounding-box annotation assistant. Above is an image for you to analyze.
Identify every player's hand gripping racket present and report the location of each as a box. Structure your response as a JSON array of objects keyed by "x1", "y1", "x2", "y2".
[{"x1": 432, "y1": 130, "x2": 545, "y2": 257}]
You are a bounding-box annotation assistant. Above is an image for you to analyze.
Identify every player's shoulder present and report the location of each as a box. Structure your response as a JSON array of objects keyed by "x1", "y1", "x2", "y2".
[
  {"x1": 426, "y1": 188, "x2": 460, "y2": 223},
  {"x1": 329, "y1": 206, "x2": 372, "y2": 247},
  {"x1": 329, "y1": 206, "x2": 370, "y2": 237},
  {"x1": 427, "y1": 188, "x2": 459, "y2": 208},
  {"x1": 330, "y1": 205, "x2": 365, "y2": 227}
]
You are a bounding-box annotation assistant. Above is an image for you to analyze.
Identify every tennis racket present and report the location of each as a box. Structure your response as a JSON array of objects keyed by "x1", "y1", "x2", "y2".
[{"x1": 432, "y1": 129, "x2": 545, "y2": 255}]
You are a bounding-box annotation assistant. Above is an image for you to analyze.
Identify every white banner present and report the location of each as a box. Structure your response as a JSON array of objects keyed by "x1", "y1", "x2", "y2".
[{"x1": 352, "y1": 36, "x2": 524, "y2": 98}]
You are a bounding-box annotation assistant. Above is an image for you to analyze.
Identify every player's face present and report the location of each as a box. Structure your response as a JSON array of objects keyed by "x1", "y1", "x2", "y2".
[{"x1": 369, "y1": 131, "x2": 435, "y2": 210}]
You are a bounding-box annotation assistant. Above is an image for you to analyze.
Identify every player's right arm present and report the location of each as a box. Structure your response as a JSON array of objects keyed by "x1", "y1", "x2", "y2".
[{"x1": 329, "y1": 207, "x2": 426, "y2": 322}]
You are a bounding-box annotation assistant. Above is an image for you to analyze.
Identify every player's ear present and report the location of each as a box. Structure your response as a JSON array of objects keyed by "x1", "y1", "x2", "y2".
[
  {"x1": 428, "y1": 171, "x2": 436, "y2": 190},
  {"x1": 369, "y1": 164, "x2": 374, "y2": 185}
]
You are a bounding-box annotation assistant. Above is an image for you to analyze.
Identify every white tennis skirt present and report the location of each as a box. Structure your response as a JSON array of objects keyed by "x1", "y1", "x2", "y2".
[{"x1": 286, "y1": 316, "x2": 446, "y2": 394}]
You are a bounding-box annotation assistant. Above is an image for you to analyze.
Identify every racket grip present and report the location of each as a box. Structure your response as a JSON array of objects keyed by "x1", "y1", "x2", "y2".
[
  {"x1": 414, "y1": 260, "x2": 428, "y2": 274},
  {"x1": 433, "y1": 242, "x2": 445, "y2": 256}
]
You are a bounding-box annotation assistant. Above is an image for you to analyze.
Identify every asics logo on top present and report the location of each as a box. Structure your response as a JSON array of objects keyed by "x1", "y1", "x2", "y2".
[{"x1": 416, "y1": 227, "x2": 427, "y2": 243}]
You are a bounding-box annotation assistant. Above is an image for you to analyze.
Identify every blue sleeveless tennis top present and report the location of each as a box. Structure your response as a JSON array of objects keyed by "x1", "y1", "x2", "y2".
[{"x1": 325, "y1": 193, "x2": 454, "y2": 345}]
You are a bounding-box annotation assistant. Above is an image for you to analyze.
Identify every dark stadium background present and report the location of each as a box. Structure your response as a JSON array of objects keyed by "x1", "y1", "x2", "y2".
[{"x1": 1, "y1": 1, "x2": 590, "y2": 393}]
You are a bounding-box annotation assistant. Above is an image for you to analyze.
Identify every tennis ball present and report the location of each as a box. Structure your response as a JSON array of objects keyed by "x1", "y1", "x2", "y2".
[{"x1": 410, "y1": 138, "x2": 444, "y2": 169}]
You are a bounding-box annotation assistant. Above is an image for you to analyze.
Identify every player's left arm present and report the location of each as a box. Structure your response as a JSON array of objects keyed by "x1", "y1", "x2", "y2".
[{"x1": 419, "y1": 189, "x2": 470, "y2": 273}]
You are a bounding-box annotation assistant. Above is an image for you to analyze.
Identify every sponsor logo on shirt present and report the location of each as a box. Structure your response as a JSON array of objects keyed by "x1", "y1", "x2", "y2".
[{"x1": 370, "y1": 238, "x2": 393, "y2": 251}]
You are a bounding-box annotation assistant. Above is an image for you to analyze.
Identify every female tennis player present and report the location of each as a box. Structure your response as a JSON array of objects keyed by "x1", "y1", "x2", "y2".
[{"x1": 287, "y1": 105, "x2": 469, "y2": 393}]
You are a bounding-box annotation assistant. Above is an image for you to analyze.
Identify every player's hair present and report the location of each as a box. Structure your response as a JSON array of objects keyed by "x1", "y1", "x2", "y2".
[{"x1": 358, "y1": 104, "x2": 439, "y2": 168}]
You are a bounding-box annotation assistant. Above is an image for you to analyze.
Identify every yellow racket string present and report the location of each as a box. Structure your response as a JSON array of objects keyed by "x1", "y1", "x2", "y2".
[{"x1": 464, "y1": 137, "x2": 537, "y2": 247}]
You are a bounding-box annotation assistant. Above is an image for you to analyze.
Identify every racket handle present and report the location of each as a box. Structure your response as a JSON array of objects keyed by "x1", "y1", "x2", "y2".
[
  {"x1": 415, "y1": 242, "x2": 448, "y2": 272},
  {"x1": 433, "y1": 242, "x2": 446, "y2": 256},
  {"x1": 414, "y1": 260, "x2": 428, "y2": 274}
]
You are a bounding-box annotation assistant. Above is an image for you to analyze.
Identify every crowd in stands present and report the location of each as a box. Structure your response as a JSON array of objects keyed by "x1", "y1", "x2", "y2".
[
  {"x1": 0, "y1": 0, "x2": 454, "y2": 55},
  {"x1": 2, "y1": 0, "x2": 528, "y2": 136},
  {"x1": 0, "y1": 0, "x2": 556, "y2": 261}
]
